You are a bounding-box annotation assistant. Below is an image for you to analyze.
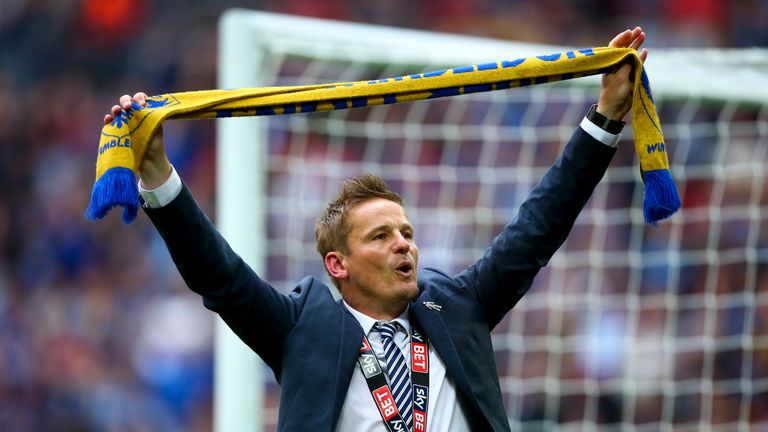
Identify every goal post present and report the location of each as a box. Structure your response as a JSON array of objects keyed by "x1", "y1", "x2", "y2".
[
  {"x1": 217, "y1": 8, "x2": 768, "y2": 431},
  {"x1": 215, "y1": 10, "x2": 266, "y2": 432}
]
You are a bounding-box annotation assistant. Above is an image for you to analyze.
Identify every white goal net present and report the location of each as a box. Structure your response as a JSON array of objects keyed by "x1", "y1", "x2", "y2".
[{"x1": 218, "y1": 9, "x2": 768, "y2": 432}]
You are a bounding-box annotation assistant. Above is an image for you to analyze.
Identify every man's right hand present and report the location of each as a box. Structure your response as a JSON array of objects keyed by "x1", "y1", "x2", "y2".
[{"x1": 103, "y1": 92, "x2": 172, "y2": 189}]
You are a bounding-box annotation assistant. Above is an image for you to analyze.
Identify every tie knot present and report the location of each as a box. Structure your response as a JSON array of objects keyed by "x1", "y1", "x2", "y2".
[{"x1": 376, "y1": 322, "x2": 399, "y2": 340}]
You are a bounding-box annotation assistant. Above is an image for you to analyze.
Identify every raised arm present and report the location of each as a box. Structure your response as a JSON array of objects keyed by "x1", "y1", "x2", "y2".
[
  {"x1": 453, "y1": 27, "x2": 648, "y2": 327},
  {"x1": 105, "y1": 93, "x2": 296, "y2": 369}
]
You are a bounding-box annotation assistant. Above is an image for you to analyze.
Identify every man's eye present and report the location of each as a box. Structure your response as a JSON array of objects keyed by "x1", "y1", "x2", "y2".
[{"x1": 373, "y1": 233, "x2": 386, "y2": 240}]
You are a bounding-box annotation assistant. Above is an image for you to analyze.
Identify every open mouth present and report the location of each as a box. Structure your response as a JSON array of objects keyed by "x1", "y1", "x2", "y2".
[{"x1": 395, "y1": 262, "x2": 413, "y2": 278}]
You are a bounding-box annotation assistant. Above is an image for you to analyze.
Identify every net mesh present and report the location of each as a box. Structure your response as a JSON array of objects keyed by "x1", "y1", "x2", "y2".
[{"x1": 254, "y1": 46, "x2": 768, "y2": 431}]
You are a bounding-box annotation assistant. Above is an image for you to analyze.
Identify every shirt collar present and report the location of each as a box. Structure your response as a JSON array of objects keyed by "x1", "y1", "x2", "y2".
[{"x1": 342, "y1": 300, "x2": 411, "y2": 336}]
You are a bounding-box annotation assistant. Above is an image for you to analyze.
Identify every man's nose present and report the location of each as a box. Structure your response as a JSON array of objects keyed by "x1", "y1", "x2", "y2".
[{"x1": 393, "y1": 233, "x2": 411, "y2": 254}]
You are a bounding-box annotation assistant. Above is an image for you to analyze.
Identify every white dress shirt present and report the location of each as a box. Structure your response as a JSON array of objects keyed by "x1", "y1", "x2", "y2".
[{"x1": 336, "y1": 302, "x2": 470, "y2": 432}]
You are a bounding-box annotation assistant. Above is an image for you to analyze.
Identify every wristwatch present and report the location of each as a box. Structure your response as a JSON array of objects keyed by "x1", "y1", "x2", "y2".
[{"x1": 587, "y1": 104, "x2": 625, "y2": 134}]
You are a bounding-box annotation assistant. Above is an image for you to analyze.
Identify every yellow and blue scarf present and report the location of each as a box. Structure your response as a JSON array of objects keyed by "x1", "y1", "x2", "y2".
[{"x1": 85, "y1": 47, "x2": 680, "y2": 225}]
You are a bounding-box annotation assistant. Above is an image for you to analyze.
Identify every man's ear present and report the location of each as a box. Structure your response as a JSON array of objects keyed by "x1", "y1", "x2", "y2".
[{"x1": 325, "y1": 252, "x2": 348, "y2": 281}]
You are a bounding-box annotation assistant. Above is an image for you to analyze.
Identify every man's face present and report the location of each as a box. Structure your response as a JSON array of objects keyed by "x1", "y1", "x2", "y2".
[{"x1": 337, "y1": 198, "x2": 419, "y2": 318}]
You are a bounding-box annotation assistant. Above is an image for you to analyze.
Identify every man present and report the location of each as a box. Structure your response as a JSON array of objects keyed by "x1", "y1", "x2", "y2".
[{"x1": 106, "y1": 28, "x2": 648, "y2": 431}]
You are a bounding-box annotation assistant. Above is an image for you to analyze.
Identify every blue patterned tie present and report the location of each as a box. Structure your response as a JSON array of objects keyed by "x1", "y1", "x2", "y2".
[{"x1": 376, "y1": 322, "x2": 413, "y2": 430}]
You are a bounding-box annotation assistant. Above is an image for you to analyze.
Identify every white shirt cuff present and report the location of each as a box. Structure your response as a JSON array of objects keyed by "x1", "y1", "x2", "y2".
[
  {"x1": 138, "y1": 166, "x2": 182, "y2": 208},
  {"x1": 580, "y1": 116, "x2": 621, "y2": 148}
]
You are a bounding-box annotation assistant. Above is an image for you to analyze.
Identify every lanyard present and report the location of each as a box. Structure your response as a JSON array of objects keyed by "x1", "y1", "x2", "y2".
[{"x1": 357, "y1": 321, "x2": 430, "y2": 432}]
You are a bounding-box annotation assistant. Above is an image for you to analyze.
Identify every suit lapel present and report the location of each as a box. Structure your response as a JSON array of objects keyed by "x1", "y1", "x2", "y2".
[{"x1": 411, "y1": 294, "x2": 476, "y2": 409}]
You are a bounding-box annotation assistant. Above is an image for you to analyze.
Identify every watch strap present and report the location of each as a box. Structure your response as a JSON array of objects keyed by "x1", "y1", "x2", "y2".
[{"x1": 587, "y1": 104, "x2": 625, "y2": 134}]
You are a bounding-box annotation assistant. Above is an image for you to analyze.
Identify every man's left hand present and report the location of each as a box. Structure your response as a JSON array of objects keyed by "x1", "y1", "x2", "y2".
[{"x1": 597, "y1": 27, "x2": 648, "y2": 121}]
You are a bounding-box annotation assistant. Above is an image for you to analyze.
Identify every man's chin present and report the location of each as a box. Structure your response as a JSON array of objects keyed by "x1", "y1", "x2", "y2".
[{"x1": 403, "y1": 282, "x2": 420, "y2": 301}]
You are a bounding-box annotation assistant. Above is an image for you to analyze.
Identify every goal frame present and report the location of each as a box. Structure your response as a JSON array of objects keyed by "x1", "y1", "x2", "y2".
[{"x1": 216, "y1": 9, "x2": 768, "y2": 432}]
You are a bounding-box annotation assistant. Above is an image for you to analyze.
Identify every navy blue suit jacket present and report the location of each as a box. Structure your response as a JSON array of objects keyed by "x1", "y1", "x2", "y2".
[{"x1": 145, "y1": 127, "x2": 615, "y2": 431}]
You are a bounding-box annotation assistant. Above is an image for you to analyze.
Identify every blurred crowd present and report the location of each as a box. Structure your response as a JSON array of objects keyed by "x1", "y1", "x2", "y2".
[{"x1": 0, "y1": 0, "x2": 766, "y2": 431}]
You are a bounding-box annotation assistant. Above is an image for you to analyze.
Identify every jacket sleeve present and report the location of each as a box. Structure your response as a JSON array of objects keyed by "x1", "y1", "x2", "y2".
[
  {"x1": 453, "y1": 127, "x2": 616, "y2": 328},
  {"x1": 144, "y1": 183, "x2": 296, "y2": 369}
]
